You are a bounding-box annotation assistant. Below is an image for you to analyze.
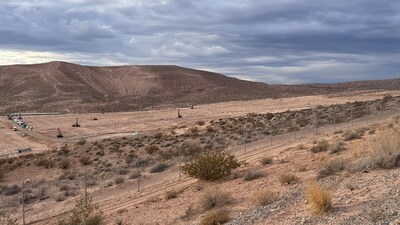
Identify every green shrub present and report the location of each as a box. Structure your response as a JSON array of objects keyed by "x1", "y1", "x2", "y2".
[{"x1": 183, "y1": 151, "x2": 241, "y2": 181}]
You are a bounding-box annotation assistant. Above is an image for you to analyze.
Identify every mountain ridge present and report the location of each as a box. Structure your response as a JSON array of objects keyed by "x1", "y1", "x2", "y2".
[{"x1": 0, "y1": 61, "x2": 399, "y2": 113}]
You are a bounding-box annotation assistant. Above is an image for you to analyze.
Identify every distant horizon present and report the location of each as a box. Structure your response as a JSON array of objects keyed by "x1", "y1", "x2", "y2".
[{"x1": 2, "y1": 60, "x2": 399, "y2": 85}]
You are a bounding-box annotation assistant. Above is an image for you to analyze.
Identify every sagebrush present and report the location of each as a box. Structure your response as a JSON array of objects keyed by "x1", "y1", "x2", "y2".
[{"x1": 183, "y1": 151, "x2": 241, "y2": 180}]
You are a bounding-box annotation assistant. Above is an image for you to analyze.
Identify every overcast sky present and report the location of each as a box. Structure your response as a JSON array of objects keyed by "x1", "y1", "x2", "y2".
[{"x1": 1, "y1": 0, "x2": 400, "y2": 84}]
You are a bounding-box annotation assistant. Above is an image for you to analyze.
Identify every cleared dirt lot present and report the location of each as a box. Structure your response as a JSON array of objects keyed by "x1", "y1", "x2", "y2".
[{"x1": 1, "y1": 90, "x2": 399, "y2": 156}]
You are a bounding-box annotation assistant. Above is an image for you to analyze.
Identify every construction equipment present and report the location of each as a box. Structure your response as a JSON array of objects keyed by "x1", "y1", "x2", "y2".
[
  {"x1": 190, "y1": 104, "x2": 194, "y2": 109},
  {"x1": 57, "y1": 128, "x2": 63, "y2": 138},
  {"x1": 178, "y1": 109, "x2": 182, "y2": 118},
  {"x1": 72, "y1": 117, "x2": 80, "y2": 127}
]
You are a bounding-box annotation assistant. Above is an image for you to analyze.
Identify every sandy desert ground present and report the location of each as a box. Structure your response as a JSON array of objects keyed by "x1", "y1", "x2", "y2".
[
  {"x1": 1, "y1": 90, "x2": 398, "y2": 157},
  {"x1": 1, "y1": 90, "x2": 400, "y2": 225}
]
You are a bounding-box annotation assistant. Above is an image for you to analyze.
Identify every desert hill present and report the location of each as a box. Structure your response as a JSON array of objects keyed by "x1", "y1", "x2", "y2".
[{"x1": 0, "y1": 61, "x2": 399, "y2": 113}]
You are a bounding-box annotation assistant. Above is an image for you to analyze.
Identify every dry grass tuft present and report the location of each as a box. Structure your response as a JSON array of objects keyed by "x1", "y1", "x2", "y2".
[
  {"x1": 310, "y1": 140, "x2": 329, "y2": 153},
  {"x1": 349, "y1": 131, "x2": 400, "y2": 172},
  {"x1": 200, "y1": 208, "x2": 230, "y2": 225},
  {"x1": 253, "y1": 190, "x2": 277, "y2": 206},
  {"x1": 243, "y1": 170, "x2": 264, "y2": 181},
  {"x1": 201, "y1": 189, "x2": 232, "y2": 210},
  {"x1": 279, "y1": 173, "x2": 299, "y2": 185},
  {"x1": 306, "y1": 181, "x2": 333, "y2": 214},
  {"x1": 317, "y1": 158, "x2": 347, "y2": 179},
  {"x1": 260, "y1": 157, "x2": 273, "y2": 165}
]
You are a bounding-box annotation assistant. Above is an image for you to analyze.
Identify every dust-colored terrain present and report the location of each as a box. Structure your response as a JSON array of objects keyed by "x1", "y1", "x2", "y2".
[
  {"x1": 1, "y1": 91, "x2": 400, "y2": 225},
  {"x1": 1, "y1": 64, "x2": 400, "y2": 225},
  {"x1": 1, "y1": 61, "x2": 400, "y2": 114},
  {"x1": 1, "y1": 90, "x2": 399, "y2": 156}
]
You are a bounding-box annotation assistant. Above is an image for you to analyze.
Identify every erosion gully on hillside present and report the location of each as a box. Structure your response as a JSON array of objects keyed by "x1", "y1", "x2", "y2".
[{"x1": 1, "y1": 94, "x2": 399, "y2": 224}]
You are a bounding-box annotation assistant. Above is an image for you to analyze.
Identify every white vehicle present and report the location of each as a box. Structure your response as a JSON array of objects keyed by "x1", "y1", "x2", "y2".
[{"x1": 13, "y1": 126, "x2": 18, "y2": 131}]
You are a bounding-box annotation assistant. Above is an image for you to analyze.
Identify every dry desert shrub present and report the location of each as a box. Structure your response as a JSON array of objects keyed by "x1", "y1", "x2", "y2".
[
  {"x1": 0, "y1": 169, "x2": 4, "y2": 181},
  {"x1": 243, "y1": 170, "x2": 264, "y2": 181},
  {"x1": 306, "y1": 181, "x2": 332, "y2": 214},
  {"x1": 368, "y1": 131, "x2": 400, "y2": 169},
  {"x1": 58, "y1": 195, "x2": 103, "y2": 225},
  {"x1": 114, "y1": 176, "x2": 125, "y2": 184},
  {"x1": 79, "y1": 156, "x2": 92, "y2": 166},
  {"x1": 196, "y1": 120, "x2": 206, "y2": 126},
  {"x1": 260, "y1": 157, "x2": 273, "y2": 165},
  {"x1": 329, "y1": 141, "x2": 346, "y2": 154},
  {"x1": 253, "y1": 190, "x2": 277, "y2": 206},
  {"x1": 279, "y1": 173, "x2": 299, "y2": 185},
  {"x1": 349, "y1": 131, "x2": 400, "y2": 172},
  {"x1": 317, "y1": 158, "x2": 347, "y2": 179},
  {"x1": 342, "y1": 130, "x2": 363, "y2": 141},
  {"x1": 310, "y1": 140, "x2": 329, "y2": 153},
  {"x1": 128, "y1": 171, "x2": 139, "y2": 180},
  {"x1": 200, "y1": 208, "x2": 230, "y2": 225},
  {"x1": 58, "y1": 159, "x2": 71, "y2": 170},
  {"x1": 165, "y1": 190, "x2": 179, "y2": 200},
  {"x1": 36, "y1": 156, "x2": 55, "y2": 169},
  {"x1": 201, "y1": 189, "x2": 232, "y2": 210},
  {"x1": 145, "y1": 145, "x2": 159, "y2": 155},
  {"x1": 150, "y1": 162, "x2": 169, "y2": 173}
]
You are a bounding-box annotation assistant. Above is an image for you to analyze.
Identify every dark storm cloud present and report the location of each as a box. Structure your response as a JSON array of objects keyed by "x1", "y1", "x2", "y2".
[{"x1": 1, "y1": 0, "x2": 400, "y2": 83}]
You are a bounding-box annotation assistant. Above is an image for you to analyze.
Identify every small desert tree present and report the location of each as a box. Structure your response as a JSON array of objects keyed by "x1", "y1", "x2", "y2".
[{"x1": 182, "y1": 151, "x2": 241, "y2": 181}]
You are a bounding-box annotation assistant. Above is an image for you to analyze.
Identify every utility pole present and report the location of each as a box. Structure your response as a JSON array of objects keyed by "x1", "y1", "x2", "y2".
[
  {"x1": 333, "y1": 106, "x2": 336, "y2": 132},
  {"x1": 243, "y1": 125, "x2": 249, "y2": 154},
  {"x1": 22, "y1": 181, "x2": 25, "y2": 225},
  {"x1": 314, "y1": 107, "x2": 318, "y2": 135},
  {"x1": 178, "y1": 142, "x2": 183, "y2": 178},
  {"x1": 365, "y1": 103, "x2": 368, "y2": 124},
  {"x1": 270, "y1": 134, "x2": 272, "y2": 146},
  {"x1": 350, "y1": 106, "x2": 353, "y2": 129},
  {"x1": 380, "y1": 101, "x2": 383, "y2": 119},
  {"x1": 136, "y1": 157, "x2": 140, "y2": 192},
  {"x1": 84, "y1": 166, "x2": 88, "y2": 208},
  {"x1": 294, "y1": 112, "x2": 299, "y2": 140}
]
